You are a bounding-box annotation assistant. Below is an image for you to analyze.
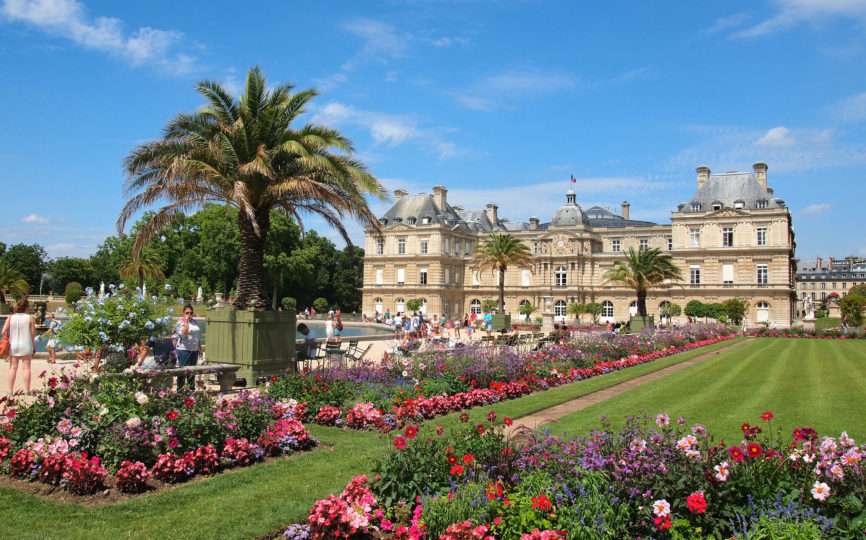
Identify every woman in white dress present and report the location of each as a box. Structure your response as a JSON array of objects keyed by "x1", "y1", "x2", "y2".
[{"x1": 2, "y1": 298, "x2": 36, "y2": 396}]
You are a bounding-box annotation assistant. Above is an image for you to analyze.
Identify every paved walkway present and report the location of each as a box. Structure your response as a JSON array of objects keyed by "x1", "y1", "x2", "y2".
[{"x1": 509, "y1": 338, "x2": 752, "y2": 435}]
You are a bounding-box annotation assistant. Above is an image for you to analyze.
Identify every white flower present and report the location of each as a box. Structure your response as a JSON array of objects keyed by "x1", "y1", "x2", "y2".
[
  {"x1": 135, "y1": 392, "x2": 149, "y2": 405},
  {"x1": 164, "y1": 284, "x2": 172, "y2": 291},
  {"x1": 811, "y1": 481, "x2": 831, "y2": 501},
  {"x1": 652, "y1": 499, "x2": 671, "y2": 517},
  {"x1": 126, "y1": 417, "x2": 142, "y2": 429},
  {"x1": 401, "y1": 370, "x2": 409, "y2": 377},
  {"x1": 714, "y1": 461, "x2": 730, "y2": 482}
]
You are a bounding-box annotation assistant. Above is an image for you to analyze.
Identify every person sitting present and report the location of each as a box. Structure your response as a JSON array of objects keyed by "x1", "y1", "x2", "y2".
[
  {"x1": 384, "y1": 331, "x2": 417, "y2": 361},
  {"x1": 297, "y1": 323, "x2": 319, "y2": 362}
]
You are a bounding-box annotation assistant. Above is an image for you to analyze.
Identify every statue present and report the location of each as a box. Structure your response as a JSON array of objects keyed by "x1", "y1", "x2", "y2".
[{"x1": 803, "y1": 296, "x2": 815, "y2": 320}]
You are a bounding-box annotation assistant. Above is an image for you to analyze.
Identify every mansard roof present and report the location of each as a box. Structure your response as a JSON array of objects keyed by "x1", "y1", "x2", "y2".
[
  {"x1": 584, "y1": 205, "x2": 657, "y2": 228},
  {"x1": 679, "y1": 172, "x2": 785, "y2": 212}
]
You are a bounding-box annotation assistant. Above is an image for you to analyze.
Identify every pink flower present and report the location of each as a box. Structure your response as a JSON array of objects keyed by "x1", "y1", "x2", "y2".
[
  {"x1": 714, "y1": 461, "x2": 730, "y2": 482},
  {"x1": 811, "y1": 481, "x2": 831, "y2": 501},
  {"x1": 394, "y1": 436, "x2": 407, "y2": 450},
  {"x1": 652, "y1": 499, "x2": 671, "y2": 517},
  {"x1": 655, "y1": 413, "x2": 670, "y2": 427}
]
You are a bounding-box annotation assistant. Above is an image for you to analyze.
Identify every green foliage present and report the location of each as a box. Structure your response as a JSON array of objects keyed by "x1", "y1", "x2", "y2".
[
  {"x1": 742, "y1": 514, "x2": 824, "y2": 540},
  {"x1": 472, "y1": 233, "x2": 533, "y2": 314},
  {"x1": 49, "y1": 257, "x2": 96, "y2": 291},
  {"x1": 684, "y1": 300, "x2": 705, "y2": 319},
  {"x1": 0, "y1": 243, "x2": 47, "y2": 293},
  {"x1": 0, "y1": 262, "x2": 29, "y2": 303},
  {"x1": 313, "y1": 297, "x2": 330, "y2": 314},
  {"x1": 705, "y1": 302, "x2": 726, "y2": 320},
  {"x1": 281, "y1": 297, "x2": 297, "y2": 311},
  {"x1": 849, "y1": 284, "x2": 866, "y2": 298},
  {"x1": 660, "y1": 302, "x2": 682, "y2": 319},
  {"x1": 518, "y1": 302, "x2": 538, "y2": 317},
  {"x1": 723, "y1": 298, "x2": 749, "y2": 324},
  {"x1": 64, "y1": 281, "x2": 84, "y2": 304},
  {"x1": 266, "y1": 373, "x2": 353, "y2": 412},
  {"x1": 602, "y1": 247, "x2": 683, "y2": 316},
  {"x1": 584, "y1": 302, "x2": 603, "y2": 322},
  {"x1": 566, "y1": 302, "x2": 585, "y2": 320},
  {"x1": 481, "y1": 298, "x2": 498, "y2": 313},
  {"x1": 841, "y1": 294, "x2": 866, "y2": 327},
  {"x1": 59, "y1": 287, "x2": 174, "y2": 353},
  {"x1": 406, "y1": 298, "x2": 424, "y2": 313}
]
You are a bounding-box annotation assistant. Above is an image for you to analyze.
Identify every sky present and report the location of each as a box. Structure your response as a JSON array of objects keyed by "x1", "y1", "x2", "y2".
[{"x1": 1, "y1": 0, "x2": 865, "y2": 261}]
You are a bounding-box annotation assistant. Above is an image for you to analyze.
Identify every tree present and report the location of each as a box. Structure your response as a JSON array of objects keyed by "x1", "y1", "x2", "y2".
[
  {"x1": 849, "y1": 284, "x2": 866, "y2": 298},
  {"x1": 684, "y1": 300, "x2": 705, "y2": 321},
  {"x1": 584, "y1": 302, "x2": 603, "y2": 324},
  {"x1": 49, "y1": 257, "x2": 96, "y2": 292},
  {"x1": 723, "y1": 298, "x2": 749, "y2": 325},
  {"x1": 0, "y1": 243, "x2": 47, "y2": 293},
  {"x1": 119, "y1": 66, "x2": 385, "y2": 310},
  {"x1": 472, "y1": 233, "x2": 532, "y2": 315},
  {"x1": 313, "y1": 297, "x2": 330, "y2": 314},
  {"x1": 706, "y1": 303, "x2": 726, "y2": 321},
  {"x1": 406, "y1": 298, "x2": 424, "y2": 313},
  {"x1": 481, "y1": 298, "x2": 499, "y2": 314},
  {"x1": 659, "y1": 302, "x2": 682, "y2": 319},
  {"x1": 566, "y1": 302, "x2": 585, "y2": 322},
  {"x1": 518, "y1": 302, "x2": 538, "y2": 322},
  {"x1": 841, "y1": 294, "x2": 866, "y2": 327},
  {"x1": 602, "y1": 247, "x2": 682, "y2": 317},
  {"x1": 332, "y1": 247, "x2": 365, "y2": 313},
  {"x1": 0, "y1": 262, "x2": 29, "y2": 303},
  {"x1": 119, "y1": 249, "x2": 165, "y2": 291}
]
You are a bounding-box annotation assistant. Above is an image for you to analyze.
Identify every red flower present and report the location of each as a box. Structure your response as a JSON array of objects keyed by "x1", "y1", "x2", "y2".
[
  {"x1": 270, "y1": 375, "x2": 278, "y2": 382},
  {"x1": 476, "y1": 423, "x2": 485, "y2": 434},
  {"x1": 166, "y1": 411, "x2": 179, "y2": 421},
  {"x1": 503, "y1": 417, "x2": 513, "y2": 426},
  {"x1": 761, "y1": 411, "x2": 774, "y2": 422},
  {"x1": 450, "y1": 464, "x2": 464, "y2": 476},
  {"x1": 394, "y1": 436, "x2": 407, "y2": 450},
  {"x1": 687, "y1": 491, "x2": 707, "y2": 514},
  {"x1": 747, "y1": 443, "x2": 763, "y2": 458},
  {"x1": 740, "y1": 422, "x2": 751, "y2": 433},
  {"x1": 728, "y1": 445, "x2": 745, "y2": 463},
  {"x1": 404, "y1": 425, "x2": 418, "y2": 439},
  {"x1": 446, "y1": 454, "x2": 458, "y2": 465},
  {"x1": 168, "y1": 437, "x2": 179, "y2": 449},
  {"x1": 531, "y1": 494, "x2": 552, "y2": 511},
  {"x1": 654, "y1": 515, "x2": 672, "y2": 530},
  {"x1": 462, "y1": 453, "x2": 474, "y2": 464},
  {"x1": 184, "y1": 397, "x2": 196, "y2": 407}
]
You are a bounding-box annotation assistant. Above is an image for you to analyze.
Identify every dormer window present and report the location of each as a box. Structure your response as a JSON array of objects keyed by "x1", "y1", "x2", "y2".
[
  {"x1": 407, "y1": 217, "x2": 416, "y2": 225},
  {"x1": 756, "y1": 200, "x2": 768, "y2": 209},
  {"x1": 421, "y1": 216, "x2": 432, "y2": 224},
  {"x1": 712, "y1": 203, "x2": 722, "y2": 211},
  {"x1": 733, "y1": 200, "x2": 745, "y2": 209},
  {"x1": 380, "y1": 219, "x2": 388, "y2": 226},
  {"x1": 691, "y1": 203, "x2": 702, "y2": 212},
  {"x1": 393, "y1": 218, "x2": 402, "y2": 223}
]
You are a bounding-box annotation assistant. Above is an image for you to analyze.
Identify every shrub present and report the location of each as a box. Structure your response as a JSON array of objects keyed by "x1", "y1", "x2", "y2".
[
  {"x1": 115, "y1": 461, "x2": 150, "y2": 493},
  {"x1": 256, "y1": 418, "x2": 316, "y2": 456},
  {"x1": 191, "y1": 445, "x2": 221, "y2": 475},
  {"x1": 151, "y1": 453, "x2": 195, "y2": 483},
  {"x1": 220, "y1": 438, "x2": 262, "y2": 467},
  {"x1": 65, "y1": 281, "x2": 84, "y2": 304},
  {"x1": 62, "y1": 453, "x2": 108, "y2": 495},
  {"x1": 314, "y1": 405, "x2": 342, "y2": 426},
  {"x1": 313, "y1": 297, "x2": 329, "y2": 314},
  {"x1": 9, "y1": 448, "x2": 37, "y2": 478},
  {"x1": 307, "y1": 475, "x2": 381, "y2": 539},
  {"x1": 281, "y1": 297, "x2": 297, "y2": 311}
]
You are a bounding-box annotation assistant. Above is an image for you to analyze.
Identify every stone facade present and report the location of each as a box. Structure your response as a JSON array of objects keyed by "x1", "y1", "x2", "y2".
[
  {"x1": 795, "y1": 256, "x2": 866, "y2": 315},
  {"x1": 362, "y1": 163, "x2": 796, "y2": 327}
]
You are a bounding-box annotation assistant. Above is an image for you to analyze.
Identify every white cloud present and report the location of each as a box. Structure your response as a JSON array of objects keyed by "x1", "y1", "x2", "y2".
[
  {"x1": 341, "y1": 18, "x2": 409, "y2": 72},
  {"x1": 699, "y1": 13, "x2": 752, "y2": 36},
  {"x1": 834, "y1": 91, "x2": 866, "y2": 123},
  {"x1": 800, "y1": 203, "x2": 833, "y2": 216},
  {"x1": 312, "y1": 101, "x2": 461, "y2": 159},
  {"x1": 756, "y1": 126, "x2": 796, "y2": 147},
  {"x1": 453, "y1": 67, "x2": 577, "y2": 111},
  {"x1": 733, "y1": 0, "x2": 866, "y2": 38},
  {"x1": 1, "y1": 0, "x2": 197, "y2": 74},
  {"x1": 21, "y1": 213, "x2": 50, "y2": 224}
]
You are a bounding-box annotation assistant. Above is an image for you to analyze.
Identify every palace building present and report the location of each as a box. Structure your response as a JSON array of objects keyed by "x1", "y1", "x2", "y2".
[{"x1": 362, "y1": 163, "x2": 796, "y2": 327}]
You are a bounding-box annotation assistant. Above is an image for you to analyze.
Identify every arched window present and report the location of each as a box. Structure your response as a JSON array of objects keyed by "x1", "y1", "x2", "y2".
[
  {"x1": 469, "y1": 299, "x2": 481, "y2": 315},
  {"x1": 602, "y1": 301, "x2": 614, "y2": 319},
  {"x1": 374, "y1": 298, "x2": 383, "y2": 314},
  {"x1": 519, "y1": 299, "x2": 531, "y2": 309},
  {"x1": 395, "y1": 298, "x2": 405, "y2": 314},
  {"x1": 555, "y1": 265, "x2": 567, "y2": 287},
  {"x1": 629, "y1": 301, "x2": 638, "y2": 317},
  {"x1": 756, "y1": 301, "x2": 770, "y2": 323},
  {"x1": 419, "y1": 298, "x2": 427, "y2": 314},
  {"x1": 554, "y1": 300, "x2": 567, "y2": 320}
]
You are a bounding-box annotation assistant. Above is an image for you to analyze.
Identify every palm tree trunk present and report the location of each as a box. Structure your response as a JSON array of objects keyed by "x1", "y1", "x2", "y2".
[
  {"x1": 235, "y1": 210, "x2": 271, "y2": 310},
  {"x1": 498, "y1": 265, "x2": 505, "y2": 314},
  {"x1": 637, "y1": 290, "x2": 648, "y2": 317},
  {"x1": 138, "y1": 269, "x2": 144, "y2": 292}
]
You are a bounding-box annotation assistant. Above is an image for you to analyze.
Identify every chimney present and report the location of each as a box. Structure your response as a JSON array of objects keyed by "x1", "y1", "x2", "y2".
[
  {"x1": 394, "y1": 188, "x2": 408, "y2": 202},
  {"x1": 766, "y1": 187, "x2": 774, "y2": 197},
  {"x1": 485, "y1": 202, "x2": 498, "y2": 224},
  {"x1": 621, "y1": 201, "x2": 630, "y2": 220},
  {"x1": 529, "y1": 217, "x2": 539, "y2": 230},
  {"x1": 753, "y1": 162, "x2": 768, "y2": 190},
  {"x1": 432, "y1": 185, "x2": 447, "y2": 211},
  {"x1": 452, "y1": 205, "x2": 463, "y2": 213},
  {"x1": 816, "y1": 256, "x2": 822, "y2": 270},
  {"x1": 696, "y1": 166, "x2": 710, "y2": 189}
]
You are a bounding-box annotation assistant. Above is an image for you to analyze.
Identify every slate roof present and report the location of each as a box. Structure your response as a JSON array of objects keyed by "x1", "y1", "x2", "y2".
[
  {"x1": 584, "y1": 205, "x2": 657, "y2": 228},
  {"x1": 679, "y1": 172, "x2": 784, "y2": 212}
]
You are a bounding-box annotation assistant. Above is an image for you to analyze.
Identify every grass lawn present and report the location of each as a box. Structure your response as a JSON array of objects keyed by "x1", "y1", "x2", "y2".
[
  {"x1": 554, "y1": 338, "x2": 866, "y2": 443},
  {"x1": 0, "y1": 336, "x2": 743, "y2": 539}
]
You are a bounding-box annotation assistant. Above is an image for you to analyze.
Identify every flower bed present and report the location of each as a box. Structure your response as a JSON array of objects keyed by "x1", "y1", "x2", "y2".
[
  {"x1": 751, "y1": 327, "x2": 864, "y2": 339},
  {"x1": 267, "y1": 326, "x2": 736, "y2": 432},
  {"x1": 0, "y1": 375, "x2": 317, "y2": 497},
  {"x1": 288, "y1": 412, "x2": 865, "y2": 539}
]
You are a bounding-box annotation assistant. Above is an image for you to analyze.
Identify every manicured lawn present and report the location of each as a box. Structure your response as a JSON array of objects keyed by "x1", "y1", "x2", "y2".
[
  {"x1": 0, "y1": 338, "x2": 742, "y2": 539},
  {"x1": 555, "y1": 338, "x2": 866, "y2": 443}
]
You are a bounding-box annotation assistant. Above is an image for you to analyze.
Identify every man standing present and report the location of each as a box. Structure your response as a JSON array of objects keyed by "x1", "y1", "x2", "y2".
[{"x1": 483, "y1": 309, "x2": 493, "y2": 337}]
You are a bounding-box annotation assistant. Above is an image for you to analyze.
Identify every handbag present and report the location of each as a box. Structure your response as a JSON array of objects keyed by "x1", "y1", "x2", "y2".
[{"x1": 0, "y1": 335, "x2": 10, "y2": 357}]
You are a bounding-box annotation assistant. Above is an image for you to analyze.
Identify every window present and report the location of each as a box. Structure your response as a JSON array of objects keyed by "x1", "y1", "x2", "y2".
[
  {"x1": 445, "y1": 268, "x2": 450, "y2": 284},
  {"x1": 811, "y1": 292, "x2": 816, "y2": 300},
  {"x1": 519, "y1": 299, "x2": 531, "y2": 311},
  {"x1": 722, "y1": 227, "x2": 733, "y2": 247},
  {"x1": 602, "y1": 301, "x2": 614, "y2": 318},
  {"x1": 639, "y1": 239, "x2": 648, "y2": 251},
  {"x1": 421, "y1": 216, "x2": 431, "y2": 224},
  {"x1": 734, "y1": 200, "x2": 744, "y2": 209},
  {"x1": 396, "y1": 268, "x2": 405, "y2": 285},
  {"x1": 821, "y1": 282, "x2": 826, "y2": 289},
  {"x1": 443, "y1": 300, "x2": 449, "y2": 315},
  {"x1": 712, "y1": 203, "x2": 722, "y2": 211},
  {"x1": 444, "y1": 238, "x2": 450, "y2": 254},
  {"x1": 690, "y1": 265, "x2": 701, "y2": 285},
  {"x1": 374, "y1": 298, "x2": 383, "y2": 314},
  {"x1": 843, "y1": 283, "x2": 847, "y2": 289},
  {"x1": 690, "y1": 228, "x2": 700, "y2": 248},
  {"x1": 455, "y1": 240, "x2": 460, "y2": 256},
  {"x1": 407, "y1": 217, "x2": 416, "y2": 225},
  {"x1": 555, "y1": 265, "x2": 567, "y2": 287},
  {"x1": 472, "y1": 271, "x2": 480, "y2": 286},
  {"x1": 756, "y1": 227, "x2": 767, "y2": 246},
  {"x1": 757, "y1": 264, "x2": 768, "y2": 284},
  {"x1": 811, "y1": 282, "x2": 816, "y2": 289},
  {"x1": 419, "y1": 267, "x2": 427, "y2": 285},
  {"x1": 554, "y1": 300, "x2": 567, "y2": 319},
  {"x1": 395, "y1": 298, "x2": 405, "y2": 313},
  {"x1": 397, "y1": 239, "x2": 406, "y2": 254},
  {"x1": 465, "y1": 243, "x2": 471, "y2": 256},
  {"x1": 419, "y1": 239, "x2": 428, "y2": 254},
  {"x1": 375, "y1": 268, "x2": 383, "y2": 285},
  {"x1": 469, "y1": 299, "x2": 481, "y2": 315},
  {"x1": 533, "y1": 242, "x2": 538, "y2": 255},
  {"x1": 521, "y1": 269, "x2": 531, "y2": 287},
  {"x1": 455, "y1": 271, "x2": 460, "y2": 284},
  {"x1": 667, "y1": 238, "x2": 673, "y2": 251},
  {"x1": 612, "y1": 239, "x2": 620, "y2": 252},
  {"x1": 691, "y1": 203, "x2": 702, "y2": 212},
  {"x1": 722, "y1": 264, "x2": 734, "y2": 284},
  {"x1": 376, "y1": 241, "x2": 384, "y2": 255},
  {"x1": 756, "y1": 200, "x2": 768, "y2": 209},
  {"x1": 821, "y1": 292, "x2": 826, "y2": 300},
  {"x1": 756, "y1": 301, "x2": 769, "y2": 322}
]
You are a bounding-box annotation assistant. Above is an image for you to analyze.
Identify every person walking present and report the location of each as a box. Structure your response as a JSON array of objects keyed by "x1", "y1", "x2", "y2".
[
  {"x1": 325, "y1": 313, "x2": 335, "y2": 340},
  {"x1": 2, "y1": 298, "x2": 36, "y2": 396},
  {"x1": 174, "y1": 304, "x2": 201, "y2": 391},
  {"x1": 44, "y1": 312, "x2": 60, "y2": 364}
]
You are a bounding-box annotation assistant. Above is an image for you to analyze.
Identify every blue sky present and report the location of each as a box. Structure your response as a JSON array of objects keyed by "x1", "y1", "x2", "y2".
[{"x1": 1, "y1": 0, "x2": 865, "y2": 261}]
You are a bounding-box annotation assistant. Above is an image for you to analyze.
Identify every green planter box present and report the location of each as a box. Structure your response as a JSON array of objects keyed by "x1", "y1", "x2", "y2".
[
  {"x1": 629, "y1": 315, "x2": 655, "y2": 333},
  {"x1": 204, "y1": 308, "x2": 296, "y2": 385},
  {"x1": 490, "y1": 314, "x2": 512, "y2": 333}
]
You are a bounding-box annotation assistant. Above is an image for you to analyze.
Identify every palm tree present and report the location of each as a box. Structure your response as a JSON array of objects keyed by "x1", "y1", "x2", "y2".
[
  {"x1": 0, "y1": 263, "x2": 29, "y2": 304},
  {"x1": 119, "y1": 249, "x2": 164, "y2": 291},
  {"x1": 472, "y1": 233, "x2": 532, "y2": 315},
  {"x1": 118, "y1": 66, "x2": 385, "y2": 309},
  {"x1": 602, "y1": 247, "x2": 682, "y2": 317}
]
